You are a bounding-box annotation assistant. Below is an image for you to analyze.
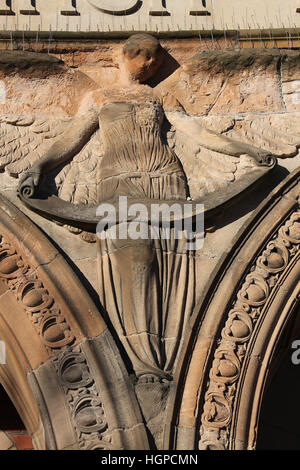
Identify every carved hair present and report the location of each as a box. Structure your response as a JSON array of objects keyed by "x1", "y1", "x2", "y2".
[{"x1": 123, "y1": 33, "x2": 162, "y2": 59}]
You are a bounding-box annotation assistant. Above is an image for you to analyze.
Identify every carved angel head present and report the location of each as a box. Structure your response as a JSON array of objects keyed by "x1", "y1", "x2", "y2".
[{"x1": 122, "y1": 33, "x2": 164, "y2": 83}]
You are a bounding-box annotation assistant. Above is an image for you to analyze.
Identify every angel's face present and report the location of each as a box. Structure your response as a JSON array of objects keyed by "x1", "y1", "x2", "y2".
[{"x1": 122, "y1": 41, "x2": 163, "y2": 83}]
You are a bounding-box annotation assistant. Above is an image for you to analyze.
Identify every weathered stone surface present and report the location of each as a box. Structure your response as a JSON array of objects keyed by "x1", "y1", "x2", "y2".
[
  {"x1": 281, "y1": 53, "x2": 300, "y2": 82},
  {"x1": 27, "y1": 332, "x2": 149, "y2": 450},
  {"x1": 158, "y1": 49, "x2": 288, "y2": 115},
  {"x1": 81, "y1": 334, "x2": 149, "y2": 449},
  {"x1": 29, "y1": 362, "x2": 77, "y2": 450},
  {"x1": 0, "y1": 431, "x2": 16, "y2": 450},
  {"x1": 0, "y1": 51, "x2": 66, "y2": 76},
  {"x1": 283, "y1": 91, "x2": 300, "y2": 111},
  {"x1": 0, "y1": 51, "x2": 96, "y2": 116},
  {"x1": 280, "y1": 53, "x2": 300, "y2": 111},
  {"x1": 0, "y1": 291, "x2": 50, "y2": 369}
]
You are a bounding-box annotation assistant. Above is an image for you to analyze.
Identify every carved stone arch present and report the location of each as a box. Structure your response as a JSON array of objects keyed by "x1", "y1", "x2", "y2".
[
  {"x1": 167, "y1": 168, "x2": 300, "y2": 451},
  {"x1": 231, "y1": 263, "x2": 300, "y2": 450},
  {"x1": 0, "y1": 326, "x2": 45, "y2": 448},
  {"x1": 0, "y1": 194, "x2": 149, "y2": 450}
]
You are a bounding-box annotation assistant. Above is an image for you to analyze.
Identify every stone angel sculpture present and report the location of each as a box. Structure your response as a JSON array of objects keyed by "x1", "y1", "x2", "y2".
[
  {"x1": 16, "y1": 36, "x2": 277, "y2": 214},
  {"x1": 0, "y1": 34, "x2": 296, "y2": 387}
]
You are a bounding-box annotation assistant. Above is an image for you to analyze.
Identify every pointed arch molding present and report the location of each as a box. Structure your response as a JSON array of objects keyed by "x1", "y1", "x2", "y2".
[
  {"x1": 171, "y1": 168, "x2": 300, "y2": 451},
  {"x1": 0, "y1": 194, "x2": 149, "y2": 450}
]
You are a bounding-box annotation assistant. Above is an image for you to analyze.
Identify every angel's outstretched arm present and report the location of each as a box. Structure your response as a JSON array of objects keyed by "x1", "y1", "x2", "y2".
[
  {"x1": 18, "y1": 110, "x2": 99, "y2": 196},
  {"x1": 165, "y1": 110, "x2": 274, "y2": 165}
]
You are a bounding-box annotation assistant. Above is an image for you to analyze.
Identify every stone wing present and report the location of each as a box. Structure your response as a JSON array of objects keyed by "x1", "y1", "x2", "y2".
[
  {"x1": 166, "y1": 115, "x2": 255, "y2": 200},
  {"x1": 167, "y1": 113, "x2": 300, "y2": 201},
  {"x1": 0, "y1": 114, "x2": 103, "y2": 206},
  {"x1": 0, "y1": 114, "x2": 103, "y2": 243},
  {"x1": 0, "y1": 115, "x2": 71, "y2": 177},
  {"x1": 225, "y1": 113, "x2": 300, "y2": 159}
]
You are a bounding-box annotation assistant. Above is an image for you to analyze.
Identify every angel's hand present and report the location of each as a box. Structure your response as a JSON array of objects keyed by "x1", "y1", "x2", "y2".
[
  {"x1": 241, "y1": 145, "x2": 276, "y2": 167},
  {"x1": 223, "y1": 139, "x2": 275, "y2": 166},
  {"x1": 164, "y1": 112, "x2": 277, "y2": 166},
  {"x1": 18, "y1": 167, "x2": 41, "y2": 198}
]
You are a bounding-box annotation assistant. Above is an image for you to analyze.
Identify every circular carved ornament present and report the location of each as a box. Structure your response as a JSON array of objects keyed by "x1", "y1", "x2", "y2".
[{"x1": 87, "y1": 0, "x2": 141, "y2": 15}]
